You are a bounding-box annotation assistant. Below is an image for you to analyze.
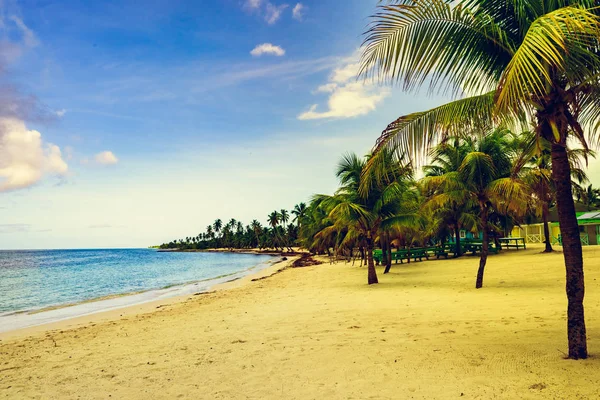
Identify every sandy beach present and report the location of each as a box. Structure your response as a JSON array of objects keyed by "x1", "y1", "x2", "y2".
[{"x1": 2, "y1": 246, "x2": 600, "y2": 399}]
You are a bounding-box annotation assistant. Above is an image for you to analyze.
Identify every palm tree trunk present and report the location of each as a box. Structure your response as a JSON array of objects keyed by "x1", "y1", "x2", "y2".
[
  {"x1": 551, "y1": 142, "x2": 587, "y2": 359},
  {"x1": 359, "y1": 246, "x2": 365, "y2": 267},
  {"x1": 475, "y1": 202, "x2": 489, "y2": 289},
  {"x1": 366, "y1": 237, "x2": 379, "y2": 284},
  {"x1": 380, "y1": 235, "x2": 387, "y2": 267},
  {"x1": 542, "y1": 200, "x2": 553, "y2": 253},
  {"x1": 384, "y1": 242, "x2": 392, "y2": 273},
  {"x1": 454, "y1": 225, "x2": 462, "y2": 257},
  {"x1": 383, "y1": 232, "x2": 392, "y2": 274}
]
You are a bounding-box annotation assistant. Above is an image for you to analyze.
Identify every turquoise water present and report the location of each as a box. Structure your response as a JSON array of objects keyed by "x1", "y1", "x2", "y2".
[{"x1": 0, "y1": 249, "x2": 274, "y2": 315}]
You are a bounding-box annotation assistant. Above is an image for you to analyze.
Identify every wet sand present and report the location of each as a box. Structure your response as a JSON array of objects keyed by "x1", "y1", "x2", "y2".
[{"x1": 2, "y1": 246, "x2": 600, "y2": 399}]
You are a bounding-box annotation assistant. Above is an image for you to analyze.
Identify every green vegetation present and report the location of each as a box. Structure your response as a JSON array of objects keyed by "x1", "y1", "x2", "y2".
[
  {"x1": 359, "y1": 0, "x2": 600, "y2": 359},
  {"x1": 159, "y1": 212, "x2": 300, "y2": 252}
]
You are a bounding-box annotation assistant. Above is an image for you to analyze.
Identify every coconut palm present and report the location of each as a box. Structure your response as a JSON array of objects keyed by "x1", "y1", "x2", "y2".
[
  {"x1": 579, "y1": 185, "x2": 600, "y2": 210},
  {"x1": 517, "y1": 133, "x2": 590, "y2": 252},
  {"x1": 280, "y1": 209, "x2": 289, "y2": 226},
  {"x1": 298, "y1": 198, "x2": 334, "y2": 254},
  {"x1": 423, "y1": 130, "x2": 528, "y2": 288},
  {"x1": 360, "y1": 146, "x2": 420, "y2": 273},
  {"x1": 227, "y1": 218, "x2": 237, "y2": 230},
  {"x1": 250, "y1": 220, "x2": 262, "y2": 248},
  {"x1": 292, "y1": 203, "x2": 307, "y2": 228},
  {"x1": 318, "y1": 152, "x2": 414, "y2": 284},
  {"x1": 213, "y1": 219, "x2": 222, "y2": 236},
  {"x1": 267, "y1": 211, "x2": 280, "y2": 229},
  {"x1": 360, "y1": 0, "x2": 600, "y2": 358},
  {"x1": 423, "y1": 139, "x2": 476, "y2": 257},
  {"x1": 316, "y1": 153, "x2": 381, "y2": 284}
]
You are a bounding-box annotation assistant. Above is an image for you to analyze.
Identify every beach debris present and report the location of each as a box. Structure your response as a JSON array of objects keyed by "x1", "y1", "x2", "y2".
[
  {"x1": 529, "y1": 383, "x2": 547, "y2": 390},
  {"x1": 292, "y1": 254, "x2": 322, "y2": 268}
]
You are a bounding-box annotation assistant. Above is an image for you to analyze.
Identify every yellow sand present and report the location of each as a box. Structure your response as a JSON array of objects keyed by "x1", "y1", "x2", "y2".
[{"x1": 2, "y1": 246, "x2": 600, "y2": 399}]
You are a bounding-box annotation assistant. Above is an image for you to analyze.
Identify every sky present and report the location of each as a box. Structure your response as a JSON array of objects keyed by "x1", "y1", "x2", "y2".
[{"x1": 1, "y1": 0, "x2": 600, "y2": 249}]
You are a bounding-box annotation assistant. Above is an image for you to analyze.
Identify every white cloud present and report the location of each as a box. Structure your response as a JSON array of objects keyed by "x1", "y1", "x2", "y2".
[
  {"x1": 250, "y1": 43, "x2": 285, "y2": 57},
  {"x1": 316, "y1": 83, "x2": 337, "y2": 93},
  {"x1": 0, "y1": 117, "x2": 68, "y2": 192},
  {"x1": 298, "y1": 57, "x2": 390, "y2": 120},
  {"x1": 95, "y1": 151, "x2": 119, "y2": 165},
  {"x1": 55, "y1": 109, "x2": 67, "y2": 117},
  {"x1": 331, "y1": 62, "x2": 361, "y2": 83},
  {"x1": 292, "y1": 3, "x2": 305, "y2": 21},
  {"x1": 245, "y1": 0, "x2": 262, "y2": 9},
  {"x1": 265, "y1": 2, "x2": 288, "y2": 24},
  {"x1": 9, "y1": 16, "x2": 39, "y2": 48}
]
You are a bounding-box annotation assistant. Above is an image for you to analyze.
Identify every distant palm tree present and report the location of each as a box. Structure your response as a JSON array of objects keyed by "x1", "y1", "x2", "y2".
[
  {"x1": 213, "y1": 219, "x2": 222, "y2": 235},
  {"x1": 228, "y1": 218, "x2": 237, "y2": 230},
  {"x1": 267, "y1": 211, "x2": 280, "y2": 229},
  {"x1": 251, "y1": 220, "x2": 262, "y2": 248},
  {"x1": 292, "y1": 203, "x2": 307, "y2": 229},
  {"x1": 280, "y1": 209, "x2": 289, "y2": 226}
]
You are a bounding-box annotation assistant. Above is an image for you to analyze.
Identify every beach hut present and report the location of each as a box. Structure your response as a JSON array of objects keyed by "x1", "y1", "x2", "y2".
[
  {"x1": 574, "y1": 211, "x2": 600, "y2": 245},
  {"x1": 510, "y1": 204, "x2": 600, "y2": 246}
]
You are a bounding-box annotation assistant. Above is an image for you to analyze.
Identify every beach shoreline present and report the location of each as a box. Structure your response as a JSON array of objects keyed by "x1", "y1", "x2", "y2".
[
  {"x1": 158, "y1": 247, "x2": 308, "y2": 256},
  {"x1": 0, "y1": 254, "x2": 298, "y2": 341},
  {"x1": 3, "y1": 245, "x2": 600, "y2": 398}
]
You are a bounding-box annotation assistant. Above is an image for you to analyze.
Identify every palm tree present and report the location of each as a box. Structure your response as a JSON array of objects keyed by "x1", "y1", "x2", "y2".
[
  {"x1": 280, "y1": 209, "x2": 289, "y2": 226},
  {"x1": 267, "y1": 211, "x2": 280, "y2": 229},
  {"x1": 279, "y1": 210, "x2": 291, "y2": 250},
  {"x1": 360, "y1": 0, "x2": 600, "y2": 359},
  {"x1": 298, "y1": 198, "x2": 334, "y2": 254},
  {"x1": 423, "y1": 139, "x2": 476, "y2": 257},
  {"x1": 424, "y1": 130, "x2": 528, "y2": 288},
  {"x1": 517, "y1": 133, "x2": 591, "y2": 252},
  {"x1": 580, "y1": 185, "x2": 600, "y2": 210},
  {"x1": 317, "y1": 153, "x2": 380, "y2": 284},
  {"x1": 206, "y1": 225, "x2": 214, "y2": 240},
  {"x1": 227, "y1": 218, "x2": 237, "y2": 231},
  {"x1": 360, "y1": 146, "x2": 420, "y2": 273},
  {"x1": 213, "y1": 219, "x2": 222, "y2": 236},
  {"x1": 250, "y1": 220, "x2": 262, "y2": 248},
  {"x1": 318, "y1": 152, "x2": 413, "y2": 284},
  {"x1": 292, "y1": 203, "x2": 307, "y2": 229}
]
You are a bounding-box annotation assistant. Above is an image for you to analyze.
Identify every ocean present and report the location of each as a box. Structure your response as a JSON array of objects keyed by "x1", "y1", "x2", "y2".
[{"x1": 0, "y1": 248, "x2": 275, "y2": 332}]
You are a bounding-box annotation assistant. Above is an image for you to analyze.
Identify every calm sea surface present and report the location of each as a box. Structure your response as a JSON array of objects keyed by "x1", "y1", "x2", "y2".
[{"x1": 0, "y1": 249, "x2": 274, "y2": 315}]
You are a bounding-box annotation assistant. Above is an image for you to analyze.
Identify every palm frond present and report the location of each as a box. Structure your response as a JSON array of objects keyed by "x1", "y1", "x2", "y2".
[
  {"x1": 360, "y1": 0, "x2": 512, "y2": 95},
  {"x1": 372, "y1": 91, "x2": 507, "y2": 165},
  {"x1": 496, "y1": 6, "x2": 600, "y2": 112}
]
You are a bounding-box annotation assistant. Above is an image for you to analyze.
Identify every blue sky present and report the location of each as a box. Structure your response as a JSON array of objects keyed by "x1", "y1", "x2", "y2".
[{"x1": 2, "y1": 0, "x2": 597, "y2": 249}]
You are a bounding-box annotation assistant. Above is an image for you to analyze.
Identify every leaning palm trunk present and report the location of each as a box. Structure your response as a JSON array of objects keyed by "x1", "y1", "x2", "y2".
[
  {"x1": 454, "y1": 225, "x2": 462, "y2": 257},
  {"x1": 542, "y1": 201, "x2": 553, "y2": 253},
  {"x1": 383, "y1": 233, "x2": 393, "y2": 274},
  {"x1": 366, "y1": 236, "x2": 379, "y2": 284},
  {"x1": 475, "y1": 202, "x2": 489, "y2": 289},
  {"x1": 551, "y1": 142, "x2": 587, "y2": 359}
]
